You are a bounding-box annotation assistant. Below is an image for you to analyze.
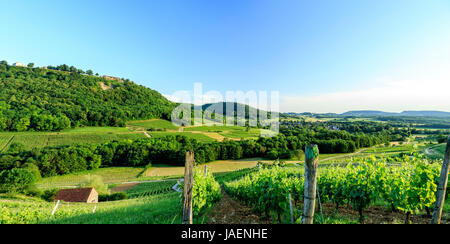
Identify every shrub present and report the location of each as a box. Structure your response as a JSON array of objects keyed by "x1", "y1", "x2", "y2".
[
  {"x1": 99, "y1": 192, "x2": 128, "y2": 202},
  {"x1": 41, "y1": 188, "x2": 59, "y2": 202},
  {"x1": 225, "y1": 167, "x2": 302, "y2": 222},
  {"x1": 0, "y1": 168, "x2": 37, "y2": 193},
  {"x1": 77, "y1": 175, "x2": 109, "y2": 195},
  {"x1": 192, "y1": 168, "x2": 222, "y2": 215},
  {"x1": 21, "y1": 162, "x2": 41, "y2": 181},
  {"x1": 22, "y1": 185, "x2": 43, "y2": 197},
  {"x1": 6, "y1": 142, "x2": 26, "y2": 154}
]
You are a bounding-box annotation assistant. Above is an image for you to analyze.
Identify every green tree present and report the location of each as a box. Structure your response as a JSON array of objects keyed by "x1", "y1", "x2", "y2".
[{"x1": 0, "y1": 168, "x2": 37, "y2": 193}]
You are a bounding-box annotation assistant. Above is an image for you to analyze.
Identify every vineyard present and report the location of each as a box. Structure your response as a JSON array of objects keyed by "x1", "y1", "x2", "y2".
[
  {"x1": 126, "y1": 180, "x2": 178, "y2": 198},
  {"x1": 224, "y1": 155, "x2": 443, "y2": 223}
]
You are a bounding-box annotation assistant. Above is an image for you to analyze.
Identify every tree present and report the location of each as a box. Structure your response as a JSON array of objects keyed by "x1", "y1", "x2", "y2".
[
  {"x1": 6, "y1": 143, "x2": 25, "y2": 154},
  {"x1": 27, "y1": 63, "x2": 34, "y2": 68},
  {"x1": 14, "y1": 118, "x2": 30, "y2": 132},
  {"x1": 0, "y1": 168, "x2": 37, "y2": 193},
  {"x1": 78, "y1": 175, "x2": 109, "y2": 195},
  {"x1": 86, "y1": 70, "x2": 94, "y2": 76}
]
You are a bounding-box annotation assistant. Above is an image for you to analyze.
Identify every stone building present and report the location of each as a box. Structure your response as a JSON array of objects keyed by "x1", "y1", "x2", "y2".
[{"x1": 55, "y1": 187, "x2": 98, "y2": 203}]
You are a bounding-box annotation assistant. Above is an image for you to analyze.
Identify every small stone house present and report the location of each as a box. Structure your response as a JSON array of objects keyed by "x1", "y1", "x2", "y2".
[{"x1": 55, "y1": 187, "x2": 98, "y2": 203}]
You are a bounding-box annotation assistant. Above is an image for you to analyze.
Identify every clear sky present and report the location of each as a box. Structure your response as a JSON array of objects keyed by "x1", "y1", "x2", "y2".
[{"x1": 1, "y1": 0, "x2": 450, "y2": 113}]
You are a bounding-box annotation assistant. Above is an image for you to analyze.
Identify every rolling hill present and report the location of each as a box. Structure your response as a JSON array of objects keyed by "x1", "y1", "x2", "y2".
[{"x1": 0, "y1": 62, "x2": 176, "y2": 131}]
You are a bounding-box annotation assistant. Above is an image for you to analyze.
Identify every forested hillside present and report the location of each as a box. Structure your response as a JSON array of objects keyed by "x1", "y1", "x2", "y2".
[{"x1": 0, "y1": 62, "x2": 176, "y2": 131}]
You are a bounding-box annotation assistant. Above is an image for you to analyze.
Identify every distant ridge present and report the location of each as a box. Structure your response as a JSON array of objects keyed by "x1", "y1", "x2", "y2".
[
  {"x1": 342, "y1": 110, "x2": 450, "y2": 117},
  {"x1": 285, "y1": 110, "x2": 450, "y2": 117}
]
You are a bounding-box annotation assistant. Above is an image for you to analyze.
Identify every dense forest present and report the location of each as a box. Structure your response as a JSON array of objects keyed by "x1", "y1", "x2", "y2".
[
  {"x1": 279, "y1": 120, "x2": 403, "y2": 153},
  {"x1": 0, "y1": 61, "x2": 176, "y2": 131}
]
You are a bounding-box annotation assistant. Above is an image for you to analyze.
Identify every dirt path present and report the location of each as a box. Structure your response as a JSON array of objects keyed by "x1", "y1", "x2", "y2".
[{"x1": 207, "y1": 189, "x2": 270, "y2": 224}]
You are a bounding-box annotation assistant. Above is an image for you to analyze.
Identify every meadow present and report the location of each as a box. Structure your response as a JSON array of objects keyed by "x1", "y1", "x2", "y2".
[
  {"x1": 127, "y1": 119, "x2": 180, "y2": 131},
  {"x1": 148, "y1": 131, "x2": 216, "y2": 143},
  {"x1": 0, "y1": 128, "x2": 148, "y2": 151},
  {"x1": 183, "y1": 125, "x2": 266, "y2": 140},
  {"x1": 0, "y1": 192, "x2": 187, "y2": 224}
]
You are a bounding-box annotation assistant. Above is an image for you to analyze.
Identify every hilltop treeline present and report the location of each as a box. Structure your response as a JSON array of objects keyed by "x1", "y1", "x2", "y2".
[{"x1": 0, "y1": 62, "x2": 176, "y2": 131}]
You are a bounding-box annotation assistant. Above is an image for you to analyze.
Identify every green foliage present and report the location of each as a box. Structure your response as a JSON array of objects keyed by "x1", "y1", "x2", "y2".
[
  {"x1": 0, "y1": 63, "x2": 176, "y2": 131},
  {"x1": 214, "y1": 167, "x2": 258, "y2": 185},
  {"x1": 0, "y1": 192, "x2": 183, "y2": 224},
  {"x1": 41, "y1": 188, "x2": 59, "y2": 202},
  {"x1": 0, "y1": 168, "x2": 37, "y2": 193},
  {"x1": 99, "y1": 192, "x2": 128, "y2": 202},
  {"x1": 225, "y1": 156, "x2": 441, "y2": 223},
  {"x1": 318, "y1": 156, "x2": 440, "y2": 222},
  {"x1": 77, "y1": 175, "x2": 109, "y2": 195},
  {"x1": 21, "y1": 162, "x2": 41, "y2": 181},
  {"x1": 225, "y1": 167, "x2": 303, "y2": 219},
  {"x1": 192, "y1": 168, "x2": 222, "y2": 215},
  {"x1": 128, "y1": 119, "x2": 179, "y2": 130},
  {"x1": 256, "y1": 159, "x2": 286, "y2": 169},
  {"x1": 126, "y1": 181, "x2": 176, "y2": 198},
  {"x1": 6, "y1": 142, "x2": 26, "y2": 154},
  {"x1": 343, "y1": 162, "x2": 379, "y2": 221}
]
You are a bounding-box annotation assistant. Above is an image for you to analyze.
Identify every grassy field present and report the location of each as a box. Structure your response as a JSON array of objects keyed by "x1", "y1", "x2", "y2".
[
  {"x1": 362, "y1": 143, "x2": 417, "y2": 154},
  {"x1": 127, "y1": 119, "x2": 179, "y2": 130},
  {"x1": 0, "y1": 128, "x2": 149, "y2": 151},
  {"x1": 0, "y1": 134, "x2": 13, "y2": 152},
  {"x1": 0, "y1": 121, "x2": 272, "y2": 153},
  {"x1": 148, "y1": 131, "x2": 216, "y2": 143},
  {"x1": 0, "y1": 192, "x2": 192, "y2": 224},
  {"x1": 433, "y1": 144, "x2": 447, "y2": 155},
  {"x1": 47, "y1": 132, "x2": 145, "y2": 147},
  {"x1": 184, "y1": 125, "x2": 265, "y2": 139},
  {"x1": 61, "y1": 127, "x2": 132, "y2": 133},
  {"x1": 36, "y1": 167, "x2": 145, "y2": 189},
  {"x1": 125, "y1": 180, "x2": 178, "y2": 198}
]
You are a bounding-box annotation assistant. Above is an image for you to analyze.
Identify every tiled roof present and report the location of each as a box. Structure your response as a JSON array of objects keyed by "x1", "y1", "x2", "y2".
[{"x1": 55, "y1": 188, "x2": 95, "y2": 202}]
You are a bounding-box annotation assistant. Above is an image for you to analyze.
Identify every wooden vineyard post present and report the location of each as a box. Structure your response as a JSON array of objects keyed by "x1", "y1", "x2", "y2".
[
  {"x1": 289, "y1": 194, "x2": 294, "y2": 224},
  {"x1": 431, "y1": 137, "x2": 450, "y2": 224},
  {"x1": 182, "y1": 151, "x2": 195, "y2": 224},
  {"x1": 302, "y1": 144, "x2": 319, "y2": 224},
  {"x1": 204, "y1": 165, "x2": 208, "y2": 177}
]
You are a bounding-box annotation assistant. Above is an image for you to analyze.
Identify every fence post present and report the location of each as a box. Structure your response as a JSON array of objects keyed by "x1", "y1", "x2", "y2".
[
  {"x1": 289, "y1": 194, "x2": 294, "y2": 224},
  {"x1": 302, "y1": 144, "x2": 319, "y2": 224},
  {"x1": 204, "y1": 165, "x2": 208, "y2": 177},
  {"x1": 431, "y1": 137, "x2": 450, "y2": 224},
  {"x1": 182, "y1": 151, "x2": 195, "y2": 224}
]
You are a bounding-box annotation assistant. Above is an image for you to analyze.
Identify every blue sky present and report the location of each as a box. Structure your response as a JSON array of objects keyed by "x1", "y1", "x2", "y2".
[{"x1": 1, "y1": 0, "x2": 450, "y2": 113}]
